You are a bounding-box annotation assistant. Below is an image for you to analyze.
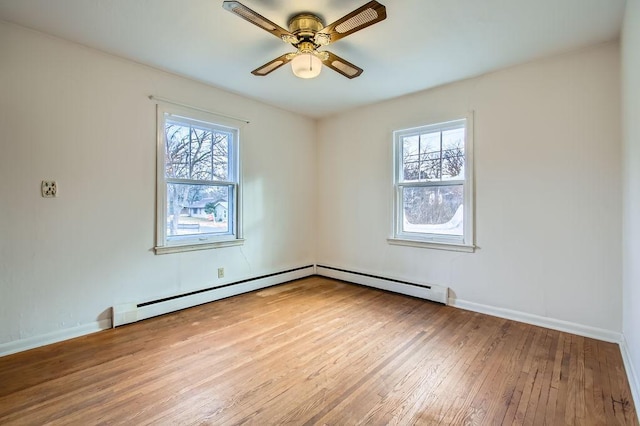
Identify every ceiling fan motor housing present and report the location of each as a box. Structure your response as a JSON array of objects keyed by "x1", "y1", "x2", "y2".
[{"x1": 289, "y1": 14, "x2": 324, "y2": 39}]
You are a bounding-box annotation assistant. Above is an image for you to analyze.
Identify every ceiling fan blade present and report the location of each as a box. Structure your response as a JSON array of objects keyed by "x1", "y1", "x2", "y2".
[
  {"x1": 251, "y1": 53, "x2": 293, "y2": 76},
  {"x1": 222, "y1": 1, "x2": 294, "y2": 41},
  {"x1": 319, "y1": 1, "x2": 386, "y2": 44},
  {"x1": 321, "y1": 51, "x2": 363, "y2": 79}
]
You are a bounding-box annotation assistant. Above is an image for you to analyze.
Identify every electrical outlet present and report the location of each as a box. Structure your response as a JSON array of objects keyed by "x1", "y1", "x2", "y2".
[
  {"x1": 217, "y1": 267, "x2": 224, "y2": 279},
  {"x1": 41, "y1": 180, "x2": 57, "y2": 197}
]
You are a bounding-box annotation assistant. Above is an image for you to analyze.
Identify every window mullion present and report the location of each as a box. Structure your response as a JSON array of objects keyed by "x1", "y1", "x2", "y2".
[
  {"x1": 210, "y1": 134, "x2": 217, "y2": 182},
  {"x1": 188, "y1": 125, "x2": 193, "y2": 179},
  {"x1": 439, "y1": 130, "x2": 443, "y2": 181},
  {"x1": 418, "y1": 133, "x2": 422, "y2": 181}
]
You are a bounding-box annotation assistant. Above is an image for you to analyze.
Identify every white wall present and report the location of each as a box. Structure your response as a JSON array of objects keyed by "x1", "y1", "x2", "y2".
[
  {"x1": 622, "y1": 0, "x2": 640, "y2": 406},
  {"x1": 317, "y1": 42, "x2": 622, "y2": 334},
  {"x1": 0, "y1": 22, "x2": 316, "y2": 347},
  {"x1": 0, "y1": 18, "x2": 627, "y2": 357}
]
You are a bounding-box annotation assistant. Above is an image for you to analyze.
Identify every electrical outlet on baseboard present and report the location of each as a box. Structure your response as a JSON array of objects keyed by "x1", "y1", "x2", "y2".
[{"x1": 218, "y1": 267, "x2": 224, "y2": 278}]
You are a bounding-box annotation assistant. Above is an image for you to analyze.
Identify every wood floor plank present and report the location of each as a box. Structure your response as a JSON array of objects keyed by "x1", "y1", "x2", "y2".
[
  {"x1": 450, "y1": 322, "x2": 516, "y2": 424},
  {"x1": 314, "y1": 306, "x2": 470, "y2": 425},
  {"x1": 0, "y1": 277, "x2": 637, "y2": 425},
  {"x1": 481, "y1": 322, "x2": 534, "y2": 423},
  {"x1": 544, "y1": 331, "x2": 565, "y2": 424},
  {"x1": 229, "y1": 293, "x2": 429, "y2": 424},
  {"x1": 530, "y1": 330, "x2": 559, "y2": 424},
  {"x1": 411, "y1": 313, "x2": 501, "y2": 424},
  {"x1": 283, "y1": 295, "x2": 449, "y2": 424},
  {"x1": 602, "y1": 338, "x2": 638, "y2": 424},
  {"x1": 502, "y1": 326, "x2": 547, "y2": 424},
  {"x1": 356, "y1": 308, "x2": 477, "y2": 425},
  {"x1": 432, "y1": 316, "x2": 508, "y2": 421}
]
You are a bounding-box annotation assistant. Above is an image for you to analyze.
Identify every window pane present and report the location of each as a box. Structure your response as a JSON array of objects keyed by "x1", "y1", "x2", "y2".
[
  {"x1": 442, "y1": 128, "x2": 465, "y2": 180},
  {"x1": 401, "y1": 127, "x2": 465, "y2": 183},
  {"x1": 165, "y1": 118, "x2": 232, "y2": 182},
  {"x1": 212, "y1": 131, "x2": 230, "y2": 181},
  {"x1": 166, "y1": 183, "x2": 232, "y2": 238},
  {"x1": 420, "y1": 132, "x2": 441, "y2": 181},
  {"x1": 190, "y1": 126, "x2": 213, "y2": 181},
  {"x1": 402, "y1": 135, "x2": 420, "y2": 181},
  {"x1": 402, "y1": 185, "x2": 463, "y2": 236},
  {"x1": 165, "y1": 120, "x2": 191, "y2": 179}
]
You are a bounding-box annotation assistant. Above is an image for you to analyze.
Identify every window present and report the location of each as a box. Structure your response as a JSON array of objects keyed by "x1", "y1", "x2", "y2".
[
  {"x1": 390, "y1": 115, "x2": 474, "y2": 251},
  {"x1": 155, "y1": 104, "x2": 242, "y2": 254}
]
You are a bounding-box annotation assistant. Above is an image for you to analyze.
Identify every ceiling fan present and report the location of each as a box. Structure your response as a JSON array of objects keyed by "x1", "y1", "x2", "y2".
[{"x1": 221, "y1": 1, "x2": 387, "y2": 79}]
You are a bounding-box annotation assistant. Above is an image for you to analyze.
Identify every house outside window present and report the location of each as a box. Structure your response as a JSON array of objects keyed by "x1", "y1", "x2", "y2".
[
  {"x1": 155, "y1": 104, "x2": 243, "y2": 254},
  {"x1": 389, "y1": 114, "x2": 474, "y2": 252}
]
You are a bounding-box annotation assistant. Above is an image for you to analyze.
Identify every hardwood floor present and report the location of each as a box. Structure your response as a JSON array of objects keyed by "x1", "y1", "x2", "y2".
[{"x1": 0, "y1": 276, "x2": 637, "y2": 425}]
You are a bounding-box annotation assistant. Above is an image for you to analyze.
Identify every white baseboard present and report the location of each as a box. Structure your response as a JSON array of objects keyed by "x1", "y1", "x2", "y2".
[
  {"x1": 620, "y1": 335, "x2": 640, "y2": 414},
  {"x1": 316, "y1": 265, "x2": 448, "y2": 304},
  {"x1": 1, "y1": 266, "x2": 315, "y2": 357},
  {"x1": 314, "y1": 265, "x2": 620, "y2": 343},
  {"x1": 449, "y1": 297, "x2": 622, "y2": 343},
  {"x1": 0, "y1": 319, "x2": 112, "y2": 357},
  {"x1": 115, "y1": 265, "x2": 315, "y2": 327}
]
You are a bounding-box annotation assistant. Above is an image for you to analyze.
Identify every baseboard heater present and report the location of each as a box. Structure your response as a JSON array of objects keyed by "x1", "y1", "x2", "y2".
[
  {"x1": 112, "y1": 265, "x2": 315, "y2": 327},
  {"x1": 316, "y1": 265, "x2": 448, "y2": 305}
]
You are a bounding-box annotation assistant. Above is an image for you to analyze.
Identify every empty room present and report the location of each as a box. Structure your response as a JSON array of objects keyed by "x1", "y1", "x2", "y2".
[{"x1": 1, "y1": 0, "x2": 639, "y2": 424}]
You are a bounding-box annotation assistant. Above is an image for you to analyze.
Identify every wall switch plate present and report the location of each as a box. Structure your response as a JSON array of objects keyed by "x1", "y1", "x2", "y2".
[
  {"x1": 218, "y1": 267, "x2": 224, "y2": 278},
  {"x1": 41, "y1": 181, "x2": 57, "y2": 197}
]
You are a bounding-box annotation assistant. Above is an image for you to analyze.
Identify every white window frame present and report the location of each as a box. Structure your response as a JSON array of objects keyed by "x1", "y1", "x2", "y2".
[
  {"x1": 388, "y1": 113, "x2": 475, "y2": 252},
  {"x1": 155, "y1": 104, "x2": 243, "y2": 255}
]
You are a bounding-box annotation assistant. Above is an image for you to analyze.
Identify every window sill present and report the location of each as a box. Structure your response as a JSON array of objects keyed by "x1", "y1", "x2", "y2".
[
  {"x1": 387, "y1": 237, "x2": 475, "y2": 253},
  {"x1": 155, "y1": 238, "x2": 245, "y2": 255}
]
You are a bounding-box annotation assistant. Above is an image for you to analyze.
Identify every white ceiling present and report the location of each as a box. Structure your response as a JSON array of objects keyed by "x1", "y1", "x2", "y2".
[{"x1": 0, "y1": 0, "x2": 626, "y2": 118}]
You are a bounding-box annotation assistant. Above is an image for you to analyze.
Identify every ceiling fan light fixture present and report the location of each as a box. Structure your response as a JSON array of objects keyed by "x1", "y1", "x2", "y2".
[{"x1": 291, "y1": 53, "x2": 322, "y2": 79}]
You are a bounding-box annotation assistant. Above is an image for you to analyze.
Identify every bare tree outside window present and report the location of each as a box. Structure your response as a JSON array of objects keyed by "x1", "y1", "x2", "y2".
[
  {"x1": 155, "y1": 105, "x2": 241, "y2": 254},
  {"x1": 400, "y1": 128, "x2": 465, "y2": 231},
  {"x1": 392, "y1": 117, "x2": 473, "y2": 248},
  {"x1": 164, "y1": 120, "x2": 233, "y2": 237}
]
